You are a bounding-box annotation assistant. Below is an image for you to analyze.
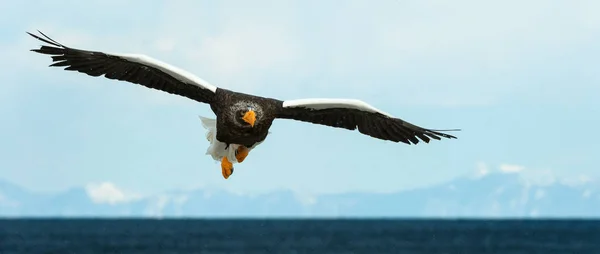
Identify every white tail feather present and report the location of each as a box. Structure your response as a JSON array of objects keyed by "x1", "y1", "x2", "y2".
[
  {"x1": 199, "y1": 116, "x2": 239, "y2": 164},
  {"x1": 199, "y1": 115, "x2": 269, "y2": 164}
]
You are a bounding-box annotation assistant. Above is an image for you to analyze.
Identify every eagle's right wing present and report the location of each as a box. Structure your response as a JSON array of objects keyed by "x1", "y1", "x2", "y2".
[{"x1": 28, "y1": 30, "x2": 217, "y2": 104}]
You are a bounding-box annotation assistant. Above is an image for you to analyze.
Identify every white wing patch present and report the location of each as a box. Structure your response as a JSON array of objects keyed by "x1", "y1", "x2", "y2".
[
  {"x1": 112, "y1": 53, "x2": 218, "y2": 93},
  {"x1": 282, "y1": 98, "x2": 394, "y2": 118}
]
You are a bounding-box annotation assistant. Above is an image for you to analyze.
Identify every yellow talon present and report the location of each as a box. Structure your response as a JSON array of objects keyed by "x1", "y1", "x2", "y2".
[
  {"x1": 236, "y1": 146, "x2": 250, "y2": 163},
  {"x1": 221, "y1": 156, "x2": 234, "y2": 179}
]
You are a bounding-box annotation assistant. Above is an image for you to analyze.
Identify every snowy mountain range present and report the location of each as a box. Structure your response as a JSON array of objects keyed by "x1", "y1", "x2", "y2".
[{"x1": 1, "y1": 167, "x2": 599, "y2": 218}]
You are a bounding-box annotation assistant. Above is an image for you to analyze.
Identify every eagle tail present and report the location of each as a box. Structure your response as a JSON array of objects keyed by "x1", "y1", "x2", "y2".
[{"x1": 198, "y1": 116, "x2": 239, "y2": 164}]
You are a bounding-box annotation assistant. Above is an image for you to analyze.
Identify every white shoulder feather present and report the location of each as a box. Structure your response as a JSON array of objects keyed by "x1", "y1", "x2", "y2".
[
  {"x1": 111, "y1": 53, "x2": 218, "y2": 93},
  {"x1": 282, "y1": 98, "x2": 393, "y2": 118}
]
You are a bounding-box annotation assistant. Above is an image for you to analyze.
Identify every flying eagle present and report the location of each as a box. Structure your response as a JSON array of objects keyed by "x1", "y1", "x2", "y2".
[{"x1": 27, "y1": 30, "x2": 459, "y2": 179}]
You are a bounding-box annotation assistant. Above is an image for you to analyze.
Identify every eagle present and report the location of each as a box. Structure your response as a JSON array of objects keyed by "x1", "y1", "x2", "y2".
[{"x1": 27, "y1": 30, "x2": 460, "y2": 179}]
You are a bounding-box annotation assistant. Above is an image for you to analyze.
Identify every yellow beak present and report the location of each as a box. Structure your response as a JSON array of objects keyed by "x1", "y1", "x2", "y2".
[{"x1": 242, "y1": 110, "x2": 256, "y2": 127}]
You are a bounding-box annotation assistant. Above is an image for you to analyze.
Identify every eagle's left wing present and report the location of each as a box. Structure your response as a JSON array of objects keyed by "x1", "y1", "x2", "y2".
[{"x1": 276, "y1": 98, "x2": 459, "y2": 145}]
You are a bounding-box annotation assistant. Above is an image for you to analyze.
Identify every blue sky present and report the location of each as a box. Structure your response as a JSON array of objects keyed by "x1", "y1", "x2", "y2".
[{"x1": 1, "y1": 0, "x2": 599, "y2": 199}]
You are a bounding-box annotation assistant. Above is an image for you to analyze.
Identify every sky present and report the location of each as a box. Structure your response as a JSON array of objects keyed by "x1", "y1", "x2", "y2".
[{"x1": 1, "y1": 0, "x2": 599, "y2": 200}]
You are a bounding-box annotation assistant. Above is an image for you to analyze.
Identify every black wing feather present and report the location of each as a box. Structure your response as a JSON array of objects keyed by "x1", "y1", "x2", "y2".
[
  {"x1": 277, "y1": 107, "x2": 458, "y2": 145},
  {"x1": 27, "y1": 30, "x2": 215, "y2": 104}
]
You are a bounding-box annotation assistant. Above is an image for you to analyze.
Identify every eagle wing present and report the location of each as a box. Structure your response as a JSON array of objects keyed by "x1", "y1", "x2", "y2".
[
  {"x1": 27, "y1": 30, "x2": 217, "y2": 104},
  {"x1": 276, "y1": 98, "x2": 459, "y2": 145}
]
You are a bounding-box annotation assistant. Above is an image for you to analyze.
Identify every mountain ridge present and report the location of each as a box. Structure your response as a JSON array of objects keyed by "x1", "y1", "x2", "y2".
[{"x1": 1, "y1": 169, "x2": 598, "y2": 218}]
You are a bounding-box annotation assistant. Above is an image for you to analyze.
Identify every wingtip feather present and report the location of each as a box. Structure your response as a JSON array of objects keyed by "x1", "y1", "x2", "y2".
[{"x1": 27, "y1": 30, "x2": 65, "y2": 49}]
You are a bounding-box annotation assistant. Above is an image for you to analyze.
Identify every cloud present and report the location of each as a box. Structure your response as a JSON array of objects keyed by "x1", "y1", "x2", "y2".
[
  {"x1": 294, "y1": 192, "x2": 318, "y2": 206},
  {"x1": 494, "y1": 163, "x2": 556, "y2": 186},
  {"x1": 498, "y1": 164, "x2": 525, "y2": 174},
  {"x1": 478, "y1": 162, "x2": 597, "y2": 188},
  {"x1": 560, "y1": 174, "x2": 595, "y2": 187},
  {"x1": 143, "y1": 194, "x2": 189, "y2": 218},
  {"x1": 471, "y1": 162, "x2": 526, "y2": 178},
  {"x1": 144, "y1": 195, "x2": 170, "y2": 218},
  {"x1": 85, "y1": 182, "x2": 141, "y2": 205},
  {"x1": 473, "y1": 162, "x2": 490, "y2": 178}
]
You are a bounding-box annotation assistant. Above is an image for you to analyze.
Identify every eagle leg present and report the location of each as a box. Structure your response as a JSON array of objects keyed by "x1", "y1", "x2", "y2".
[
  {"x1": 221, "y1": 156, "x2": 234, "y2": 179},
  {"x1": 235, "y1": 146, "x2": 250, "y2": 163}
]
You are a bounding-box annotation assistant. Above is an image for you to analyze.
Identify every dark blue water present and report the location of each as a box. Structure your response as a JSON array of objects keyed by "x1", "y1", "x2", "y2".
[{"x1": 1, "y1": 219, "x2": 599, "y2": 253}]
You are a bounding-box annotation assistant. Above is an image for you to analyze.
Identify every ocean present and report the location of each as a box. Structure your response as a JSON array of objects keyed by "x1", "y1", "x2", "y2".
[{"x1": 1, "y1": 219, "x2": 599, "y2": 253}]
